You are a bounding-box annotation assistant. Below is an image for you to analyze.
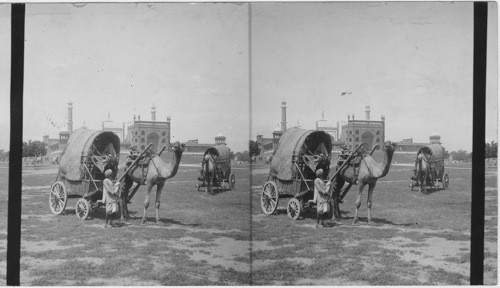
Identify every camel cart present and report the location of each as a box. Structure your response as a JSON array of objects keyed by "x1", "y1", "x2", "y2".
[
  {"x1": 261, "y1": 127, "x2": 337, "y2": 220},
  {"x1": 48, "y1": 128, "x2": 121, "y2": 220},
  {"x1": 196, "y1": 145, "x2": 235, "y2": 193},
  {"x1": 410, "y1": 143, "x2": 449, "y2": 192}
]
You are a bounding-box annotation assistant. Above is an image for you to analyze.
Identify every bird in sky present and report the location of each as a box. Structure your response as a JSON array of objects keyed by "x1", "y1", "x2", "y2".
[{"x1": 341, "y1": 91, "x2": 352, "y2": 96}]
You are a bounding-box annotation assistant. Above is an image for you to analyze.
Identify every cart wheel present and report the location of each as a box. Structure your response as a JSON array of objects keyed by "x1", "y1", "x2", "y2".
[
  {"x1": 442, "y1": 172, "x2": 449, "y2": 190},
  {"x1": 229, "y1": 173, "x2": 236, "y2": 190},
  {"x1": 261, "y1": 181, "x2": 279, "y2": 215},
  {"x1": 75, "y1": 198, "x2": 91, "y2": 220},
  {"x1": 49, "y1": 181, "x2": 67, "y2": 215},
  {"x1": 287, "y1": 198, "x2": 302, "y2": 220}
]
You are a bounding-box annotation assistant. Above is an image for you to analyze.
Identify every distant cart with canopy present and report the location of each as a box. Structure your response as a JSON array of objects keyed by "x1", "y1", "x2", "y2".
[
  {"x1": 196, "y1": 144, "x2": 235, "y2": 193},
  {"x1": 410, "y1": 143, "x2": 449, "y2": 192}
]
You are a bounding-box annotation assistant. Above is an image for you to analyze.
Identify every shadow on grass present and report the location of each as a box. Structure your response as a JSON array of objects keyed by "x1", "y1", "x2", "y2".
[
  {"x1": 208, "y1": 187, "x2": 231, "y2": 196},
  {"x1": 340, "y1": 216, "x2": 415, "y2": 226},
  {"x1": 419, "y1": 187, "x2": 446, "y2": 195},
  {"x1": 138, "y1": 217, "x2": 202, "y2": 227}
]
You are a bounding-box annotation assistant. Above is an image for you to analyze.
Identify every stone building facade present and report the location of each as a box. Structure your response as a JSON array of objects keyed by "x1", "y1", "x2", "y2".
[
  {"x1": 341, "y1": 106, "x2": 385, "y2": 151},
  {"x1": 126, "y1": 106, "x2": 171, "y2": 152}
]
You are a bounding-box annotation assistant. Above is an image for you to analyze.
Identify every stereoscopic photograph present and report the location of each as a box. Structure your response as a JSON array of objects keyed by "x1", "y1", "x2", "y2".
[{"x1": 0, "y1": 1, "x2": 498, "y2": 286}]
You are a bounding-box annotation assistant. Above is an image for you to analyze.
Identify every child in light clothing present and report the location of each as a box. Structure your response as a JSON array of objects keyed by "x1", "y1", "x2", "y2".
[
  {"x1": 103, "y1": 169, "x2": 120, "y2": 228},
  {"x1": 309, "y1": 169, "x2": 331, "y2": 228}
]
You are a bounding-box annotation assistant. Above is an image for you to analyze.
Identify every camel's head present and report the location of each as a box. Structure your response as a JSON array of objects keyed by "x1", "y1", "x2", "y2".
[
  {"x1": 172, "y1": 141, "x2": 186, "y2": 154},
  {"x1": 383, "y1": 141, "x2": 397, "y2": 154}
]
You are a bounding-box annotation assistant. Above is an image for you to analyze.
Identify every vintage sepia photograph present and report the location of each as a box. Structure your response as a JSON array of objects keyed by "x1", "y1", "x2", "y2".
[{"x1": 0, "y1": 1, "x2": 498, "y2": 286}]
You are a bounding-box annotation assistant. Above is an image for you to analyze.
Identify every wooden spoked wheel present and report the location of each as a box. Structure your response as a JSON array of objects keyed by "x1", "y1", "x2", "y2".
[
  {"x1": 49, "y1": 181, "x2": 67, "y2": 215},
  {"x1": 75, "y1": 198, "x2": 91, "y2": 220},
  {"x1": 443, "y1": 172, "x2": 449, "y2": 190},
  {"x1": 261, "y1": 181, "x2": 279, "y2": 215},
  {"x1": 287, "y1": 198, "x2": 302, "y2": 220},
  {"x1": 229, "y1": 173, "x2": 236, "y2": 190}
]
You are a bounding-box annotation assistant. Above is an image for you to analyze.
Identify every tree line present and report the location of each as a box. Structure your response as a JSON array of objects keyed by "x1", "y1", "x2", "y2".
[
  {"x1": 22, "y1": 140, "x2": 47, "y2": 158},
  {"x1": 447, "y1": 141, "x2": 497, "y2": 162},
  {"x1": 247, "y1": 139, "x2": 497, "y2": 163},
  {"x1": 11, "y1": 139, "x2": 500, "y2": 163}
]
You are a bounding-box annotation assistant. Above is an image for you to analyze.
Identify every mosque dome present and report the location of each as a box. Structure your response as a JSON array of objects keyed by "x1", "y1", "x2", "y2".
[
  {"x1": 215, "y1": 131, "x2": 226, "y2": 145},
  {"x1": 429, "y1": 131, "x2": 441, "y2": 144}
]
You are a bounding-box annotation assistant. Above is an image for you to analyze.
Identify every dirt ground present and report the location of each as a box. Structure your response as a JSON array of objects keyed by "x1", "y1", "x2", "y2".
[
  {"x1": 251, "y1": 162, "x2": 497, "y2": 285},
  {"x1": 15, "y1": 163, "x2": 252, "y2": 285},
  {"x1": 0, "y1": 160, "x2": 497, "y2": 285}
]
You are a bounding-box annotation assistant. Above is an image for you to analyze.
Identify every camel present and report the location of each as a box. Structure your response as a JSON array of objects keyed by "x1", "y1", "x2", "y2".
[
  {"x1": 119, "y1": 142, "x2": 185, "y2": 225},
  {"x1": 202, "y1": 153, "x2": 216, "y2": 192},
  {"x1": 415, "y1": 152, "x2": 430, "y2": 193},
  {"x1": 331, "y1": 141, "x2": 397, "y2": 225}
]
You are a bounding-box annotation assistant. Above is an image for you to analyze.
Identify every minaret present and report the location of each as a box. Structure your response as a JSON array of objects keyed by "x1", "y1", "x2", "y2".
[
  {"x1": 166, "y1": 116, "x2": 171, "y2": 147},
  {"x1": 381, "y1": 115, "x2": 386, "y2": 143},
  {"x1": 151, "y1": 106, "x2": 156, "y2": 121},
  {"x1": 365, "y1": 105, "x2": 371, "y2": 120},
  {"x1": 281, "y1": 101, "x2": 287, "y2": 131},
  {"x1": 67, "y1": 102, "x2": 73, "y2": 133},
  {"x1": 336, "y1": 122, "x2": 340, "y2": 140}
]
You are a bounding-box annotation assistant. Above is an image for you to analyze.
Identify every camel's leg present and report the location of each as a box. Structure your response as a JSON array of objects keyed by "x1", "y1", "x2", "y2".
[
  {"x1": 120, "y1": 177, "x2": 133, "y2": 221},
  {"x1": 352, "y1": 183, "x2": 365, "y2": 225},
  {"x1": 155, "y1": 182, "x2": 165, "y2": 225},
  {"x1": 140, "y1": 182, "x2": 154, "y2": 225},
  {"x1": 331, "y1": 176, "x2": 345, "y2": 221},
  {"x1": 366, "y1": 182, "x2": 377, "y2": 224}
]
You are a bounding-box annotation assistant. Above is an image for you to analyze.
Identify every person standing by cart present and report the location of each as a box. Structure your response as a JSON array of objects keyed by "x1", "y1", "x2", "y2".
[
  {"x1": 103, "y1": 169, "x2": 120, "y2": 228},
  {"x1": 309, "y1": 169, "x2": 331, "y2": 228}
]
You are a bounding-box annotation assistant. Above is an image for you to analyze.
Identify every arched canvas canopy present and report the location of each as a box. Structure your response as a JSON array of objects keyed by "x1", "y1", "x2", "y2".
[
  {"x1": 270, "y1": 127, "x2": 332, "y2": 181},
  {"x1": 204, "y1": 144, "x2": 231, "y2": 162},
  {"x1": 417, "y1": 143, "x2": 445, "y2": 162},
  {"x1": 58, "y1": 128, "x2": 121, "y2": 181}
]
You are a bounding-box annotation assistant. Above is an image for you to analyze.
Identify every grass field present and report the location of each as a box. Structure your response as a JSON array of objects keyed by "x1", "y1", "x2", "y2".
[
  {"x1": 0, "y1": 160, "x2": 497, "y2": 285},
  {"x1": 251, "y1": 163, "x2": 497, "y2": 285},
  {"x1": 16, "y1": 163, "x2": 252, "y2": 285}
]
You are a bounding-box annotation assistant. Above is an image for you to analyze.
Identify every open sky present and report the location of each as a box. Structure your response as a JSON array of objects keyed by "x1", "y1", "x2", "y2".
[
  {"x1": 0, "y1": 2, "x2": 498, "y2": 153},
  {"x1": 4, "y1": 3, "x2": 249, "y2": 152},
  {"x1": 251, "y1": 2, "x2": 497, "y2": 152},
  {"x1": 0, "y1": 5, "x2": 10, "y2": 152}
]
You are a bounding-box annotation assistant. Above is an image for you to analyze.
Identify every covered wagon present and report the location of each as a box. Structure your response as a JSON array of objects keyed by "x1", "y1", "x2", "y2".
[
  {"x1": 261, "y1": 127, "x2": 332, "y2": 219},
  {"x1": 49, "y1": 128, "x2": 121, "y2": 219}
]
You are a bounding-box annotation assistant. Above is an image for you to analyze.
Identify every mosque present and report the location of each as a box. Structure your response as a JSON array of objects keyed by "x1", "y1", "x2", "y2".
[
  {"x1": 255, "y1": 101, "x2": 288, "y2": 161},
  {"x1": 255, "y1": 100, "x2": 444, "y2": 161},
  {"x1": 125, "y1": 106, "x2": 170, "y2": 151},
  {"x1": 43, "y1": 103, "x2": 227, "y2": 159},
  {"x1": 341, "y1": 105, "x2": 386, "y2": 151}
]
